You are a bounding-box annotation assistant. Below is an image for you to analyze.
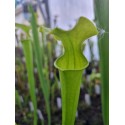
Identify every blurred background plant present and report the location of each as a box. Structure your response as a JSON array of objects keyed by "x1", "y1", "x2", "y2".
[
  {"x1": 94, "y1": 0, "x2": 109, "y2": 125},
  {"x1": 15, "y1": 0, "x2": 108, "y2": 125}
]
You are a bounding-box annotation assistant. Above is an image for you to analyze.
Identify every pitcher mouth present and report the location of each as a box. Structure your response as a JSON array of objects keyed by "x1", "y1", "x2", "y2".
[
  {"x1": 54, "y1": 56, "x2": 89, "y2": 71},
  {"x1": 51, "y1": 17, "x2": 98, "y2": 71}
]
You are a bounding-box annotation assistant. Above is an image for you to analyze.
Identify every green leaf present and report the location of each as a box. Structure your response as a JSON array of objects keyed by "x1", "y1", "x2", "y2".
[
  {"x1": 39, "y1": 26, "x2": 51, "y2": 33},
  {"x1": 21, "y1": 39, "x2": 37, "y2": 125},
  {"x1": 50, "y1": 17, "x2": 98, "y2": 125},
  {"x1": 81, "y1": 43, "x2": 86, "y2": 52},
  {"x1": 29, "y1": 5, "x2": 51, "y2": 125},
  {"x1": 15, "y1": 89, "x2": 22, "y2": 109},
  {"x1": 51, "y1": 17, "x2": 98, "y2": 71},
  {"x1": 94, "y1": 0, "x2": 109, "y2": 125},
  {"x1": 15, "y1": 23, "x2": 31, "y2": 37}
]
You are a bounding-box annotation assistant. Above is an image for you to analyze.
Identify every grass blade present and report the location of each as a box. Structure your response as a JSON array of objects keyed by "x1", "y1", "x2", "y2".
[
  {"x1": 21, "y1": 39, "x2": 37, "y2": 125},
  {"x1": 29, "y1": 5, "x2": 51, "y2": 125},
  {"x1": 15, "y1": 89, "x2": 22, "y2": 109},
  {"x1": 94, "y1": 0, "x2": 109, "y2": 125}
]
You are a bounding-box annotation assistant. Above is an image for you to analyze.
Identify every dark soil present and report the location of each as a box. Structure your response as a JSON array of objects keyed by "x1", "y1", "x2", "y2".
[{"x1": 15, "y1": 87, "x2": 103, "y2": 125}]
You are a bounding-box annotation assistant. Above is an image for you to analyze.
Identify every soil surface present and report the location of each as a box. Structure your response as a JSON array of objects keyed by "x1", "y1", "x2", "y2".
[{"x1": 16, "y1": 87, "x2": 103, "y2": 125}]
